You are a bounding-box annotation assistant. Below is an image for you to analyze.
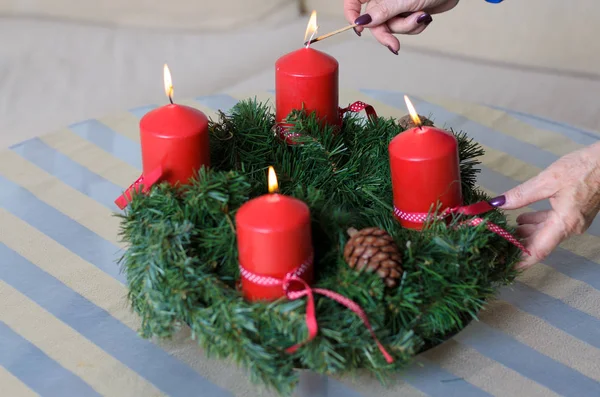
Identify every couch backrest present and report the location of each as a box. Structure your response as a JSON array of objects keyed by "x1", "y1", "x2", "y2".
[
  {"x1": 303, "y1": 0, "x2": 600, "y2": 76},
  {"x1": 0, "y1": 0, "x2": 299, "y2": 30}
]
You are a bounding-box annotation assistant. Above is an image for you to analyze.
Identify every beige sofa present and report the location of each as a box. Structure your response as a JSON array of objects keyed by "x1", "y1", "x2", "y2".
[{"x1": 1, "y1": 0, "x2": 599, "y2": 148}]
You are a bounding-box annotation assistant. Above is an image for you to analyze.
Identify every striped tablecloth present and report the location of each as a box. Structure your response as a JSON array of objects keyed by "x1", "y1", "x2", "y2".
[{"x1": 2, "y1": 89, "x2": 600, "y2": 397}]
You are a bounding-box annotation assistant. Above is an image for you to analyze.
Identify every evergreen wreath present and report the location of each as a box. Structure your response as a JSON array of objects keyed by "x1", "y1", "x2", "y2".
[{"x1": 117, "y1": 98, "x2": 521, "y2": 396}]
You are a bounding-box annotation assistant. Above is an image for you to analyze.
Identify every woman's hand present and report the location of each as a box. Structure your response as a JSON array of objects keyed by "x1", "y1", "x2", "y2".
[
  {"x1": 490, "y1": 142, "x2": 600, "y2": 269},
  {"x1": 344, "y1": 0, "x2": 460, "y2": 54}
]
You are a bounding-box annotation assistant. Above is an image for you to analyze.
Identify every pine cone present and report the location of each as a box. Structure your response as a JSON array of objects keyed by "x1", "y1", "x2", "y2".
[
  {"x1": 398, "y1": 114, "x2": 434, "y2": 130},
  {"x1": 343, "y1": 227, "x2": 404, "y2": 288}
]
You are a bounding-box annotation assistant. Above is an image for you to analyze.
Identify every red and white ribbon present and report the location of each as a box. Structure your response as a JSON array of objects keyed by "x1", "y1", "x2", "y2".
[
  {"x1": 393, "y1": 201, "x2": 530, "y2": 255},
  {"x1": 276, "y1": 101, "x2": 379, "y2": 143},
  {"x1": 239, "y1": 253, "x2": 394, "y2": 363},
  {"x1": 114, "y1": 165, "x2": 163, "y2": 210},
  {"x1": 339, "y1": 101, "x2": 378, "y2": 121}
]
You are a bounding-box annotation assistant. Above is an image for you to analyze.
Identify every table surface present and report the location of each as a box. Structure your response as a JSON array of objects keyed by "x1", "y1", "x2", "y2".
[{"x1": 2, "y1": 89, "x2": 600, "y2": 397}]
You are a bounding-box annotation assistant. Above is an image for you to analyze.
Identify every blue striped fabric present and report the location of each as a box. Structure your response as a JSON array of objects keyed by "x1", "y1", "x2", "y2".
[{"x1": 1, "y1": 90, "x2": 599, "y2": 397}]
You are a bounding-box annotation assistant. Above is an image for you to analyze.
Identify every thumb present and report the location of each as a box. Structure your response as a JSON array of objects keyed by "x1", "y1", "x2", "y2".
[
  {"x1": 495, "y1": 172, "x2": 559, "y2": 210},
  {"x1": 354, "y1": 0, "x2": 416, "y2": 26},
  {"x1": 517, "y1": 213, "x2": 566, "y2": 269}
]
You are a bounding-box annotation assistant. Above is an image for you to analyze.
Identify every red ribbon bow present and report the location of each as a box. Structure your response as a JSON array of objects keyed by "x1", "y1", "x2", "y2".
[
  {"x1": 239, "y1": 256, "x2": 394, "y2": 363},
  {"x1": 394, "y1": 201, "x2": 530, "y2": 255}
]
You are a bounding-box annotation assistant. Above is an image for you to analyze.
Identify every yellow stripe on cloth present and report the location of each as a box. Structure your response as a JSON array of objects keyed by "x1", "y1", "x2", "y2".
[
  {"x1": 423, "y1": 340, "x2": 560, "y2": 397},
  {"x1": 481, "y1": 301, "x2": 600, "y2": 382},
  {"x1": 421, "y1": 96, "x2": 585, "y2": 157},
  {"x1": 0, "y1": 151, "x2": 123, "y2": 248},
  {"x1": 41, "y1": 129, "x2": 140, "y2": 188},
  {"x1": 97, "y1": 111, "x2": 143, "y2": 143},
  {"x1": 519, "y1": 263, "x2": 600, "y2": 320},
  {"x1": 0, "y1": 209, "x2": 137, "y2": 329},
  {"x1": 0, "y1": 366, "x2": 39, "y2": 397},
  {"x1": 0, "y1": 281, "x2": 165, "y2": 397}
]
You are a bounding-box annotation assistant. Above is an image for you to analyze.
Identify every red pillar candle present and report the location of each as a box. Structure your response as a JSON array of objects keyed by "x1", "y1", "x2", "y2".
[
  {"x1": 236, "y1": 167, "x2": 313, "y2": 302},
  {"x1": 141, "y1": 64, "x2": 210, "y2": 185},
  {"x1": 275, "y1": 11, "x2": 339, "y2": 132},
  {"x1": 114, "y1": 65, "x2": 210, "y2": 209},
  {"x1": 389, "y1": 96, "x2": 463, "y2": 230}
]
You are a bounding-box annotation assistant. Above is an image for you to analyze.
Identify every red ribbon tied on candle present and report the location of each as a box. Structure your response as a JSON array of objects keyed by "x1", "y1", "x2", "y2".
[
  {"x1": 277, "y1": 101, "x2": 379, "y2": 143},
  {"x1": 239, "y1": 254, "x2": 394, "y2": 364},
  {"x1": 393, "y1": 201, "x2": 530, "y2": 255},
  {"x1": 114, "y1": 166, "x2": 163, "y2": 210},
  {"x1": 339, "y1": 101, "x2": 378, "y2": 122}
]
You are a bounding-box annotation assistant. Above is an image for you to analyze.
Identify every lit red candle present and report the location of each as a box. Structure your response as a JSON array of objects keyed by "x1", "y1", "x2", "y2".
[
  {"x1": 275, "y1": 11, "x2": 339, "y2": 134},
  {"x1": 236, "y1": 167, "x2": 313, "y2": 302},
  {"x1": 389, "y1": 96, "x2": 463, "y2": 230},
  {"x1": 115, "y1": 65, "x2": 210, "y2": 209}
]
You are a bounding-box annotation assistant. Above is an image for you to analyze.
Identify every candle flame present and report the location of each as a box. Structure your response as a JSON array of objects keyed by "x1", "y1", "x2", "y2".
[
  {"x1": 404, "y1": 95, "x2": 422, "y2": 127},
  {"x1": 164, "y1": 64, "x2": 174, "y2": 102},
  {"x1": 268, "y1": 166, "x2": 279, "y2": 193},
  {"x1": 304, "y1": 10, "x2": 318, "y2": 47}
]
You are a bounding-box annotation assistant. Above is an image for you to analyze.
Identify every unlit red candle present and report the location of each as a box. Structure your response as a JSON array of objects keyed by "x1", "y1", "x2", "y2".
[
  {"x1": 236, "y1": 167, "x2": 313, "y2": 302},
  {"x1": 389, "y1": 96, "x2": 463, "y2": 230}
]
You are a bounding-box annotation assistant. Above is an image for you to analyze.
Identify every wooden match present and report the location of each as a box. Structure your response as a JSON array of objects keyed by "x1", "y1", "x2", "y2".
[{"x1": 304, "y1": 24, "x2": 358, "y2": 46}]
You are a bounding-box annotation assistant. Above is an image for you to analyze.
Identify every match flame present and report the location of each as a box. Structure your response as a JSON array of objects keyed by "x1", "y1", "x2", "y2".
[
  {"x1": 304, "y1": 10, "x2": 318, "y2": 46},
  {"x1": 163, "y1": 64, "x2": 173, "y2": 100},
  {"x1": 268, "y1": 166, "x2": 279, "y2": 193},
  {"x1": 404, "y1": 95, "x2": 422, "y2": 127}
]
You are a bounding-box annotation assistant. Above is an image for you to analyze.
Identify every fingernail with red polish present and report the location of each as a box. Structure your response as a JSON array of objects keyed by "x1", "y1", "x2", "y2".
[
  {"x1": 417, "y1": 13, "x2": 433, "y2": 25},
  {"x1": 353, "y1": 27, "x2": 361, "y2": 37},
  {"x1": 489, "y1": 195, "x2": 506, "y2": 207},
  {"x1": 387, "y1": 46, "x2": 399, "y2": 55},
  {"x1": 354, "y1": 14, "x2": 372, "y2": 25}
]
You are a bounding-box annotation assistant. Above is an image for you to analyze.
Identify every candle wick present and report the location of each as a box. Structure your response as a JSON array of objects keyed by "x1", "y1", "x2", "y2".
[
  {"x1": 169, "y1": 95, "x2": 174, "y2": 105},
  {"x1": 305, "y1": 26, "x2": 319, "y2": 48}
]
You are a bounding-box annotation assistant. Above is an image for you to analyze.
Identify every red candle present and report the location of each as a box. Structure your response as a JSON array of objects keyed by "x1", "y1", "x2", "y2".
[
  {"x1": 275, "y1": 11, "x2": 339, "y2": 132},
  {"x1": 389, "y1": 96, "x2": 462, "y2": 230},
  {"x1": 236, "y1": 167, "x2": 313, "y2": 302},
  {"x1": 114, "y1": 65, "x2": 210, "y2": 209},
  {"x1": 141, "y1": 64, "x2": 210, "y2": 185}
]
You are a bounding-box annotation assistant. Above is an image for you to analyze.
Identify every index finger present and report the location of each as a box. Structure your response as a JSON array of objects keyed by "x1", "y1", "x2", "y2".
[{"x1": 344, "y1": 0, "x2": 368, "y2": 25}]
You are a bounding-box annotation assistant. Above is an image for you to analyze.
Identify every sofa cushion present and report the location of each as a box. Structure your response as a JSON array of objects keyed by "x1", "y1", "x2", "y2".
[{"x1": 0, "y1": 0, "x2": 299, "y2": 30}]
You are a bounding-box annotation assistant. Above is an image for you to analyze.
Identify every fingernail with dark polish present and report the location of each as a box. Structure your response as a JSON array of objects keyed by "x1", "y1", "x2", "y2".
[
  {"x1": 353, "y1": 27, "x2": 361, "y2": 37},
  {"x1": 417, "y1": 13, "x2": 433, "y2": 25},
  {"x1": 354, "y1": 14, "x2": 372, "y2": 25},
  {"x1": 489, "y1": 195, "x2": 506, "y2": 207},
  {"x1": 387, "y1": 46, "x2": 398, "y2": 55}
]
